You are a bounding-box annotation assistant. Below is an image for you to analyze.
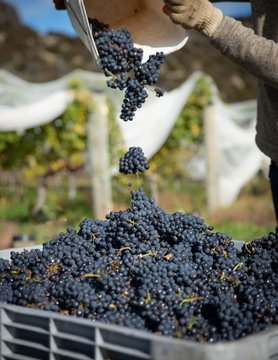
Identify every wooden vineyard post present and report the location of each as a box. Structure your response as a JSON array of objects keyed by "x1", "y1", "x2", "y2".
[
  {"x1": 203, "y1": 103, "x2": 220, "y2": 215},
  {"x1": 87, "y1": 92, "x2": 112, "y2": 219}
]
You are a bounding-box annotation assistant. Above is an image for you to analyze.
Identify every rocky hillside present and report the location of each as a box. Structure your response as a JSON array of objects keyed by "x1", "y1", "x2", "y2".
[{"x1": 0, "y1": 0, "x2": 256, "y2": 102}]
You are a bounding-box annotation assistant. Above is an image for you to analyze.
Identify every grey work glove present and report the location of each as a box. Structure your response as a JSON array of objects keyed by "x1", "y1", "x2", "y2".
[{"x1": 163, "y1": 0, "x2": 224, "y2": 37}]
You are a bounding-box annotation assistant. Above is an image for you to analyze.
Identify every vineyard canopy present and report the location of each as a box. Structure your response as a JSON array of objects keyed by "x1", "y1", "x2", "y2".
[{"x1": 0, "y1": 69, "x2": 269, "y2": 206}]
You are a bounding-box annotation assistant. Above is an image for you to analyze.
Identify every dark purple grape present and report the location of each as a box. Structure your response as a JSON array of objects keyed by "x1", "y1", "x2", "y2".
[
  {"x1": 119, "y1": 147, "x2": 149, "y2": 174},
  {"x1": 89, "y1": 18, "x2": 165, "y2": 121}
]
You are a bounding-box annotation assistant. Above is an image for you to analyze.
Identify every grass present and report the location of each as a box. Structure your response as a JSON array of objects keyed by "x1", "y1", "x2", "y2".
[
  {"x1": 0, "y1": 177, "x2": 92, "y2": 247},
  {"x1": 0, "y1": 171, "x2": 276, "y2": 248}
]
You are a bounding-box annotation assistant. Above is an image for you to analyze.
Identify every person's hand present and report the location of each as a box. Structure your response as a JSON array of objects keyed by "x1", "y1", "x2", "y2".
[
  {"x1": 163, "y1": 0, "x2": 224, "y2": 37},
  {"x1": 53, "y1": 0, "x2": 66, "y2": 10}
]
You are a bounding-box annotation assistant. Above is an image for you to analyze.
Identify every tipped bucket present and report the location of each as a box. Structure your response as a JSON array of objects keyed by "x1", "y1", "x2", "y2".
[{"x1": 66, "y1": 0, "x2": 188, "y2": 63}]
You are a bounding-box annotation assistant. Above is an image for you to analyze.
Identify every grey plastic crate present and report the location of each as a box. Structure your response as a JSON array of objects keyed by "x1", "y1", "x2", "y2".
[
  {"x1": 0, "y1": 243, "x2": 278, "y2": 360},
  {"x1": 0, "y1": 303, "x2": 277, "y2": 360}
]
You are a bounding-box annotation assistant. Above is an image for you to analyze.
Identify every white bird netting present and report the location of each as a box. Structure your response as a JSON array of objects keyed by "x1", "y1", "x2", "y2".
[{"x1": 0, "y1": 69, "x2": 269, "y2": 206}]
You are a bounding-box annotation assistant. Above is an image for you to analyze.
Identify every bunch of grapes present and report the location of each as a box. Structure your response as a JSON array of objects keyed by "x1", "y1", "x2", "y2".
[
  {"x1": 0, "y1": 188, "x2": 277, "y2": 343},
  {"x1": 119, "y1": 146, "x2": 149, "y2": 175},
  {"x1": 89, "y1": 18, "x2": 165, "y2": 121}
]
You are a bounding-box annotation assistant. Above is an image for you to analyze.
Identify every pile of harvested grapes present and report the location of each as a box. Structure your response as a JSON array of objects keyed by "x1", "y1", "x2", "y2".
[{"x1": 0, "y1": 188, "x2": 277, "y2": 342}]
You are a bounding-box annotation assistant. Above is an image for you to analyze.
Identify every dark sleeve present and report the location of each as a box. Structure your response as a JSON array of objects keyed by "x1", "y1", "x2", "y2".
[{"x1": 210, "y1": 17, "x2": 278, "y2": 89}]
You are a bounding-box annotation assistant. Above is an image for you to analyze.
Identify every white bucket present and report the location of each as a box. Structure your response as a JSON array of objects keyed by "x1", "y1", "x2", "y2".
[{"x1": 66, "y1": 0, "x2": 188, "y2": 63}]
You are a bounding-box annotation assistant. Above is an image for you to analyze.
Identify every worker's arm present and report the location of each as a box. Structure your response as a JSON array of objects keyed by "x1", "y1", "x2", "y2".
[
  {"x1": 163, "y1": 0, "x2": 278, "y2": 89},
  {"x1": 210, "y1": 16, "x2": 278, "y2": 89}
]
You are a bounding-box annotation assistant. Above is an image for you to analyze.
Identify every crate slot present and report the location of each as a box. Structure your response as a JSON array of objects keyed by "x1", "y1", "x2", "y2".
[
  {"x1": 3, "y1": 324, "x2": 49, "y2": 348},
  {"x1": 98, "y1": 346, "x2": 151, "y2": 360},
  {"x1": 2, "y1": 309, "x2": 49, "y2": 332},
  {"x1": 98, "y1": 342, "x2": 151, "y2": 359},
  {"x1": 3, "y1": 337, "x2": 49, "y2": 352},
  {"x1": 53, "y1": 331, "x2": 95, "y2": 346},
  {"x1": 52, "y1": 336, "x2": 94, "y2": 358},
  {"x1": 3, "y1": 340, "x2": 48, "y2": 360},
  {"x1": 98, "y1": 328, "x2": 151, "y2": 356},
  {"x1": 52, "y1": 349, "x2": 94, "y2": 360},
  {"x1": 3, "y1": 355, "x2": 44, "y2": 360},
  {"x1": 53, "y1": 318, "x2": 95, "y2": 341},
  {"x1": 3, "y1": 321, "x2": 49, "y2": 335}
]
